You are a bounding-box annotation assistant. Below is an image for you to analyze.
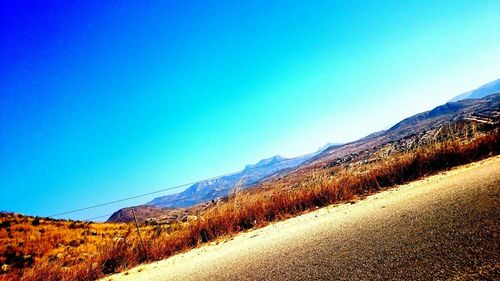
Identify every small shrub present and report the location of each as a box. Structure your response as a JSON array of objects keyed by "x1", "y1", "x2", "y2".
[
  {"x1": 0, "y1": 221, "x2": 11, "y2": 228},
  {"x1": 31, "y1": 219, "x2": 41, "y2": 226}
]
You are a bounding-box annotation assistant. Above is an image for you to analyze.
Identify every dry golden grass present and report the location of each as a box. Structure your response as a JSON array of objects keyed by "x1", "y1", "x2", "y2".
[
  {"x1": 1, "y1": 133, "x2": 498, "y2": 281},
  {"x1": 0, "y1": 216, "x2": 152, "y2": 280}
]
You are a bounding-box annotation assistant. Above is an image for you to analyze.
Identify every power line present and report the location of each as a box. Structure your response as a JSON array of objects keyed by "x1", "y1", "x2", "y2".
[
  {"x1": 85, "y1": 214, "x2": 114, "y2": 221},
  {"x1": 83, "y1": 189, "x2": 220, "y2": 222},
  {"x1": 49, "y1": 156, "x2": 303, "y2": 219},
  {"x1": 48, "y1": 182, "x2": 194, "y2": 218}
]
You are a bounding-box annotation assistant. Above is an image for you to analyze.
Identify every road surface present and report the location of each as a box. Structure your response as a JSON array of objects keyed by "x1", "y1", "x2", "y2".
[{"x1": 104, "y1": 156, "x2": 500, "y2": 280}]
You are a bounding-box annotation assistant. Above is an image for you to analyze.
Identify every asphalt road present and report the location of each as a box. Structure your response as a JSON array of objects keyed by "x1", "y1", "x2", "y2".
[{"x1": 105, "y1": 156, "x2": 500, "y2": 281}]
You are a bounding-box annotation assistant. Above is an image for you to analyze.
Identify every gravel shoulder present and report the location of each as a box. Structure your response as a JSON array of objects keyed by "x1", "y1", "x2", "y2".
[{"x1": 103, "y1": 156, "x2": 500, "y2": 281}]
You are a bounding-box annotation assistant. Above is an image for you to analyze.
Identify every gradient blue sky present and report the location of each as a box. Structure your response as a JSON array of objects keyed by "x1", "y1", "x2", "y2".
[{"x1": 1, "y1": 1, "x2": 499, "y2": 220}]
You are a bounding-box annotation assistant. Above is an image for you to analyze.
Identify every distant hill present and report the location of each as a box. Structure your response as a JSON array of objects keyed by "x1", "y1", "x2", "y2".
[
  {"x1": 106, "y1": 203, "x2": 214, "y2": 224},
  {"x1": 141, "y1": 144, "x2": 344, "y2": 211},
  {"x1": 145, "y1": 154, "x2": 315, "y2": 209},
  {"x1": 108, "y1": 81, "x2": 500, "y2": 223},
  {"x1": 449, "y1": 78, "x2": 500, "y2": 102},
  {"x1": 387, "y1": 100, "x2": 473, "y2": 132},
  {"x1": 108, "y1": 146, "x2": 339, "y2": 222},
  {"x1": 307, "y1": 93, "x2": 499, "y2": 170},
  {"x1": 106, "y1": 205, "x2": 174, "y2": 223},
  {"x1": 244, "y1": 155, "x2": 287, "y2": 170},
  {"x1": 107, "y1": 154, "x2": 317, "y2": 222}
]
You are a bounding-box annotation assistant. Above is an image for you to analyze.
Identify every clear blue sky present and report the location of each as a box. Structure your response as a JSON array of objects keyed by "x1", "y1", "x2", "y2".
[{"x1": 1, "y1": 1, "x2": 499, "y2": 220}]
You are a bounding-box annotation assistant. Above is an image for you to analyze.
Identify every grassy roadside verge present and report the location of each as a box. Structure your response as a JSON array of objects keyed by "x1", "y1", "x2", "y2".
[{"x1": 16, "y1": 133, "x2": 500, "y2": 281}]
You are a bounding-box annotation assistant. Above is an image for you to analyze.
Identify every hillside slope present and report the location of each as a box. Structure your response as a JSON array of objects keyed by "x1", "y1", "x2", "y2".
[
  {"x1": 449, "y1": 78, "x2": 500, "y2": 102},
  {"x1": 107, "y1": 150, "x2": 337, "y2": 222},
  {"x1": 107, "y1": 93, "x2": 499, "y2": 223},
  {"x1": 103, "y1": 156, "x2": 500, "y2": 281},
  {"x1": 146, "y1": 154, "x2": 309, "y2": 208},
  {"x1": 304, "y1": 93, "x2": 499, "y2": 169}
]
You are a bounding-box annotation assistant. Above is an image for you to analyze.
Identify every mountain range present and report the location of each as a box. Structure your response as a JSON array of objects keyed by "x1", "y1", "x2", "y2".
[
  {"x1": 449, "y1": 78, "x2": 500, "y2": 102},
  {"x1": 146, "y1": 145, "x2": 339, "y2": 209},
  {"x1": 107, "y1": 79, "x2": 500, "y2": 223}
]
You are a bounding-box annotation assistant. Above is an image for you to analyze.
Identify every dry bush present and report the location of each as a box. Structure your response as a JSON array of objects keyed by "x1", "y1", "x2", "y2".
[{"x1": 2, "y1": 133, "x2": 498, "y2": 281}]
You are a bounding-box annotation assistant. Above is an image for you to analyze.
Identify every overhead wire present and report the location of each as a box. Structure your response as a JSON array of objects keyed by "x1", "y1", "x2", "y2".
[{"x1": 49, "y1": 156, "x2": 306, "y2": 221}]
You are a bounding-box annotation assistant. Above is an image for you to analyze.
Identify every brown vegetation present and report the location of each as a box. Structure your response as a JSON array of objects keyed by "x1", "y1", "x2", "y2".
[{"x1": 1, "y1": 133, "x2": 498, "y2": 281}]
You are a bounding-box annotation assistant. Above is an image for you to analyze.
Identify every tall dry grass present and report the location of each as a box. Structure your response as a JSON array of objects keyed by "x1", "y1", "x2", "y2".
[{"x1": 9, "y1": 133, "x2": 500, "y2": 281}]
